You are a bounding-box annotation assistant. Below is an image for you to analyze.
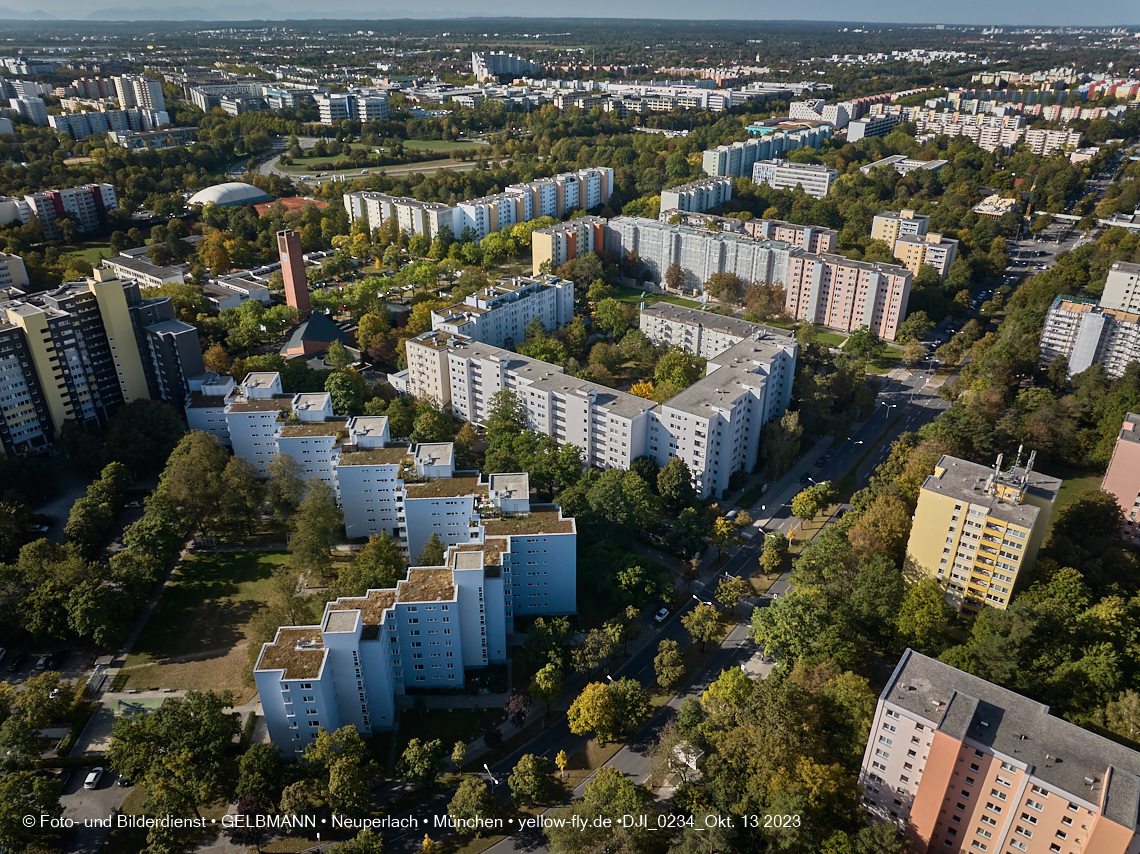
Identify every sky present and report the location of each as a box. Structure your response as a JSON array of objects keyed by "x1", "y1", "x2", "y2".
[{"x1": 4, "y1": 0, "x2": 1140, "y2": 25}]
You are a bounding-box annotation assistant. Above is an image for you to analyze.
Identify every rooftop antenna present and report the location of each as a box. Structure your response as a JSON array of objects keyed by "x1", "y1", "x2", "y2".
[{"x1": 1013, "y1": 444, "x2": 1024, "y2": 472}]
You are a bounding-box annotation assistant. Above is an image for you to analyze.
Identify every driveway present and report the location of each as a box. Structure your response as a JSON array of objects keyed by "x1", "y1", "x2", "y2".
[{"x1": 61, "y1": 767, "x2": 131, "y2": 854}]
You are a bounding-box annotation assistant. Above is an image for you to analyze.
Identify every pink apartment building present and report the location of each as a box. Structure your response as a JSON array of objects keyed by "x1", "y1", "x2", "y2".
[
  {"x1": 1101, "y1": 412, "x2": 1140, "y2": 544},
  {"x1": 784, "y1": 252, "x2": 912, "y2": 341}
]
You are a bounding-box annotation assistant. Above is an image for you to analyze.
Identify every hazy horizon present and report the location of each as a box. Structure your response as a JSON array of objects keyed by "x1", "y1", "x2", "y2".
[{"x1": 3, "y1": 2, "x2": 1139, "y2": 26}]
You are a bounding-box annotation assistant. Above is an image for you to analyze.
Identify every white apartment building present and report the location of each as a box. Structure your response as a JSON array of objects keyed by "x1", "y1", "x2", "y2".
[
  {"x1": 1100, "y1": 260, "x2": 1140, "y2": 314},
  {"x1": 660, "y1": 176, "x2": 733, "y2": 214},
  {"x1": 343, "y1": 167, "x2": 613, "y2": 242},
  {"x1": 752, "y1": 159, "x2": 838, "y2": 198},
  {"x1": 846, "y1": 113, "x2": 903, "y2": 141},
  {"x1": 430, "y1": 275, "x2": 574, "y2": 349},
  {"x1": 220, "y1": 372, "x2": 294, "y2": 475},
  {"x1": 1039, "y1": 296, "x2": 1140, "y2": 379},
  {"x1": 255, "y1": 473, "x2": 576, "y2": 754},
  {"x1": 472, "y1": 51, "x2": 541, "y2": 81},
  {"x1": 17, "y1": 183, "x2": 118, "y2": 241},
  {"x1": 784, "y1": 253, "x2": 913, "y2": 341},
  {"x1": 342, "y1": 192, "x2": 455, "y2": 238},
  {"x1": 114, "y1": 75, "x2": 166, "y2": 112},
  {"x1": 701, "y1": 126, "x2": 832, "y2": 178},
  {"x1": 405, "y1": 315, "x2": 797, "y2": 499},
  {"x1": 316, "y1": 92, "x2": 389, "y2": 124},
  {"x1": 603, "y1": 216, "x2": 799, "y2": 292},
  {"x1": 0, "y1": 252, "x2": 28, "y2": 288}
]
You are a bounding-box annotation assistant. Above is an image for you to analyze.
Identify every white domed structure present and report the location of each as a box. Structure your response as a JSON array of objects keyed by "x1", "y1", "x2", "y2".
[{"x1": 188, "y1": 182, "x2": 274, "y2": 208}]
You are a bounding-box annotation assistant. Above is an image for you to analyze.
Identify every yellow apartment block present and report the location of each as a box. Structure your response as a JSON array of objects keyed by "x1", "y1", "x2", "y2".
[{"x1": 906, "y1": 452, "x2": 1061, "y2": 615}]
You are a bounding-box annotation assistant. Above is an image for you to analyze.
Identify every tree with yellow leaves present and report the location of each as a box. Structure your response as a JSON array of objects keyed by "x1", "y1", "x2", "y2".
[{"x1": 629, "y1": 380, "x2": 655, "y2": 400}]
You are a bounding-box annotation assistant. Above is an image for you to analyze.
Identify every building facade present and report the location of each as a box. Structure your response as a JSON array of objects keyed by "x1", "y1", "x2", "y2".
[
  {"x1": 905, "y1": 453, "x2": 1060, "y2": 615},
  {"x1": 743, "y1": 218, "x2": 838, "y2": 253},
  {"x1": 278, "y1": 230, "x2": 311, "y2": 316},
  {"x1": 861, "y1": 649, "x2": 1140, "y2": 854},
  {"x1": 472, "y1": 52, "x2": 541, "y2": 81},
  {"x1": 784, "y1": 253, "x2": 913, "y2": 341},
  {"x1": 15, "y1": 183, "x2": 117, "y2": 242},
  {"x1": 893, "y1": 232, "x2": 960, "y2": 280},
  {"x1": 1039, "y1": 296, "x2": 1140, "y2": 379},
  {"x1": 872, "y1": 209, "x2": 930, "y2": 250},
  {"x1": 660, "y1": 176, "x2": 733, "y2": 214},
  {"x1": 603, "y1": 216, "x2": 799, "y2": 292},
  {"x1": 1101, "y1": 413, "x2": 1140, "y2": 545},
  {"x1": 0, "y1": 270, "x2": 203, "y2": 454},
  {"x1": 405, "y1": 308, "x2": 797, "y2": 500},
  {"x1": 530, "y1": 216, "x2": 606, "y2": 275},
  {"x1": 430, "y1": 275, "x2": 574, "y2": 349},
  {"x1": 1100, "y1": 261, "x2": 1140, "y2": 314},
  {"x1": 751, "y1": 160, "x2": 838, "y2": 198},
  {"x1": 701, "y1": 126, "x2": 832, "y2": 178},
  {"x1": 114, "y1": 75, "x2": 166, "y2": 112}
]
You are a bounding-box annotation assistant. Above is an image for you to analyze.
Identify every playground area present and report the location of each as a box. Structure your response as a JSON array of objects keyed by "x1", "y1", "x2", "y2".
[{"x1": 74, "y1": 693, "x2": 172, "y2": 755}]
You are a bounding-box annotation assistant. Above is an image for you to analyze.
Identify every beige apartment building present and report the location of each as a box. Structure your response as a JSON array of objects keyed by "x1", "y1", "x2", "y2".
[
  {"x1": 861, "y1": 649, "x2": 1140, "y2": 854},
  {"x1": 894, "y1": 232, "x2": 960, "y2": 279},
  {"x1": 871, "y1": 208, "x2": 930, "y2": 250},
  {"x1": 743, "y1": 218, "x2": 838, "y2": 253},
  {"x1": 1101, "y1": 412, "x2": 1140, "y2": 545},
  {"x1": 905, "y1": 453, "x2": 1060, "y2": 615}
]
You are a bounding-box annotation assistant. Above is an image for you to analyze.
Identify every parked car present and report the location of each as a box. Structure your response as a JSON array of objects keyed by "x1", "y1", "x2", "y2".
[
  {"x1": 35, "y1": 654, "x2": 50, "y2": 670},
  {"x1": 117, "y1": 774, "x2": 131, "y2": 787},
  {"x1": 124, "y1": 500, "x2": 143, "y2": 509},
  {"x1": 28, "y1": 523, "x2": 49, "y2": 533},
  {"x1": 84, "y1": 768, "x2": 104, "y2": 790},
  {"x1": 6, "y1": 653, "x2": 25, "y2": 672},
  {"x1": 0, "y1": 647, "x2": 4, "y2": 665},
  {"x1": 815, "y1": 456, "x2": 826, "y2": 467},
  {"x1": 653, "y1": 608, "x2": 670, "y2": 624}
]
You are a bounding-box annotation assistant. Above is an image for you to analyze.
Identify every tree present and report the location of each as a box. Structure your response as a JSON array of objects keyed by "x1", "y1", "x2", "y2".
[
  {"x1": 107, "y1": 690, "x2": 239, "y2": 820},
  {"x1": 847, "y1": 494, "x2": 912, "y2": 566},
  {"x1": 162, "y1": 432, "x2": 228, "y2": 532},
  {"x1": 845, "y1": 326, "x2": 886, "y2": 361},
  {"x1": 450, "y1": 740, "x2": 466, "y2": 771},
  {"x1": 530, "y1": 662, "x2": 563, "y2": 719},
  {"x1": 325, "y1": 371, "x2": 365, "y2": 416},
  {"x1": 665, "y1": 262, "x2": 684, "y2": 291},
  {"x1": 346, "y1": 532, "x2": 406, "y2": 594},
  {"x1": 397, "y1": 738, "x2": 444, "y2": 787},
  {"x1": 704, "y1": 272, "x2": 745, "y2": 303},
  {"x1": 329, "y1": 756, "x2": 371, "y2": 818},
  {"x1": 505, "y1": 691, "x2": 534, "y2": 728},
  {"x1": 409, "y1": 401, "x2": 453, "y2": 445},
  {"x1": 417, "y1": 533, "x2": 446, "y2": 566},
  {"x1": 761, "y1": 410, "x2": 803, "y2": 479},
  {"x1": 709, "y1": 517, "x2": 736, "y2": 557},
  {"x1": 554, "y1": 749, "x2": 569, "y2": 779},
  {"x1": 326, "y1": 340, "x2": 354, "y2": 370},
  {"x1": 791, "y1": 486, "x2": 825, "y2": 525},
  {"x1": 567, "y1": 682, "x2": 618, "y2": 745},
  {"x1": 508, "y1": 753, "x2": 555, "y2": 805},
  {"x1": 236, "y1": 744, "x2": 287, "y2": 805},
  {"x1": 0, "y1": 716, "x2": 41, "y2": 767},
  {"x1": 289, "y1": 479, "x2": 342, "y2": 583},
  {"x1": 220, "y1": 457, "x2": 265, "y2": 536},
  {"x1": 330, "y1": 830, "x2": 386, "y2": 854},
  {"x1": 593, "y1": 298, "x2": 628, "y2": 339},
  {"x1": 677, "y1": 696, "x2": 705, "y2": 734},
  {"x1": 15, "y1": 671, "x2": 75, "y2": 728},
  {"x1": 669, "y1": 508, "x2": 708, "y2": 561},
  {"x1": 421, "y1": 834, "x2": 437, "y2": 854},
  {"x1": 0, "y1": 771, "x2": 62, "y2": 854},
  {"x1": 608, "y1": 677, "x2": 651, "y2": 737},
  {"x1": 682, "y1": 603, "x2": 720, "y2": 652},
  {"x1": 894, "y1": 310, "x2": 934, "y2": 344},
  {"x1": 657, "y1": 458, "x2": 696, "y2": 511},
  {"x1": 448, "y1": 778, "x2": 498, "y2": 837},
  {"x1": 760, "y1": 532, "x2": 789, "y2": 574},
  {"x1": 902, "y1": 340, "x2": 926, "y2": 368},
  {"x1": 895, "y1": 578, "x2": 953, "y2": 656},
  {"x1": 715, "y1": 576, "x2": 751, "y2": 615},
  {"x1": 229, "y1": 795, "x2": 269, "y2": 852},
  {"x1": 266, "y1": 454, "x2": 307, "y2": 522},
  {"x1": 654, "y1": 639, "x2": 685, "y2": 691}
]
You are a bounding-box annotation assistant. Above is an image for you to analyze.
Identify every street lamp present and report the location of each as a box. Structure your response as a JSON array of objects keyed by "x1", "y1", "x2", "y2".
[
  {"x1": 484, "y1": 764, "x2": 501, "y2": 785},
  {"x1": 692, "y1": 595, "x2": 713, "y2": 606}
]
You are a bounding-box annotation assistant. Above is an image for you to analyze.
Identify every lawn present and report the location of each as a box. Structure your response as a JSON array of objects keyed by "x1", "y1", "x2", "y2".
[
  {"x1": 68, "y1": 240, "x2": 114, "y2": 266},
  {"x1": 815, "y1": 329, "x2": 848, "y2": 347},
  {"x1": 403, "y1": 139, "x2": 488, "y2": 153},
  {"x1": 118, "y1": 550, "x2": 290, "y2": 701},
  {"x1": 1041, "y1": 463, "x2": 1104, "y2": 539},
  {"x1": 866, "y1": 345, "x2": 903, "y2": 375},
  {"x1": 612, "y1": 285, "x2": 702, "y2": 309}
]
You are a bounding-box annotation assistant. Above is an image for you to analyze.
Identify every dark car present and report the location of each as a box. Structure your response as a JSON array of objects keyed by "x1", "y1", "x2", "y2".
[
  {"x1": 798, "y1": 472, "x2": 811, "y2": 484},
  {"x1": 44, "y1": 651, "x2": 66, "y2": 670},
  {"x1": 815, "y1": 456, "x2": 826, "y2": 467},
  {"x1": 6, "y1": 653, "x2": 26, "y2": 672}
]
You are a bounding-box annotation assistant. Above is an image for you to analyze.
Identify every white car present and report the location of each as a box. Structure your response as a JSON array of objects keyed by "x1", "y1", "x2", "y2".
[
  {"x1": 84, "y1": 768, "x2": 104, "y2": 790},
  {"x1": 653, "y1": 608, "x2": 670, "y2": 624}
]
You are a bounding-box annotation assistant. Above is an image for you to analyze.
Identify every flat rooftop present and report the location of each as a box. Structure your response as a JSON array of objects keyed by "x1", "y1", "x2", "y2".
[
  {"x1": 886, "y1": 650, "x2": 1140, "y2": 829},
  {"x1": 340, "y1": 447, "x2": 411, "y2": 466},
  {"x1": 482, "y1": 508, "x2": 573, "y2": 536},
  {"x1": 279, "y1": 419, "x2": 347, "y2": 438},
  {"x1": 226, "y1": 397, "x2": 291, "y2": 413},
  {"x1": 489, "y1": 473, "x2": 528, "y2": 500},
  {"x1": 641, "y1": 302, "x2": 794, "y2": 340},
  {"x1": 186, "y1": 392, "x2": 226, "y2": 410},
  {"x1": 453, "y1": 538, "x2": 508, "y2": 566},
  {"x1": 256, "y1": 627, "x2": 325, "y2": 680},
  {"x1": 1117, "y1": 412, "x2": 1140, "y2": 447},
  {"x1": 404, "y1": 475, "x2": 486, "y2": 499},
  {"x1": 397, "y1": 566, "x2": 455, "y2": 602},
  {"x1": 920, "y1": 454, "x2": 1062, "y2": 530},
  {"x1": 415, "y1": 442, "x2": 454, "y2": 466},
  {"x1": 326, "y1": 589, "x2": 396, "y2": 627}
]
